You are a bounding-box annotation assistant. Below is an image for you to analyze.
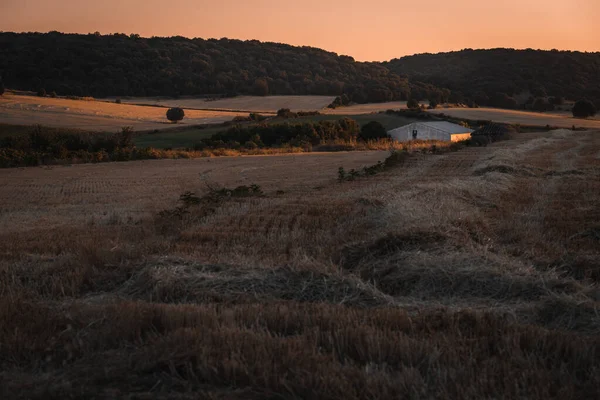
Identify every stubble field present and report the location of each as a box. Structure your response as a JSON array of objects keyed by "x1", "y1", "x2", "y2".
[
  {"x1": 116, "y1": 95, "x2": 336, "y2": 113},
  {"x1": 0, "y1": 94, "x2": 248, "y2": 131},
  {"x1": 0, "y1": 130, "x2": 599, "y2": 399},
  {"x1": 429, "y1": 106, "x2": 600, "y2": 129}
]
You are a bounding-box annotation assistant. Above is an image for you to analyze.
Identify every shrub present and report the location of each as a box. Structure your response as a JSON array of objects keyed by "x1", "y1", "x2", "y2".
[
  {"x1": 428, "y1": 99, "x2": 438, "y2": 109},
  {"x1": 359, "y1": 121, "x2": 388, "y2": 141},
  {"x1": 532, "y1": 97, "x2": 554, "y2": 112},
  {"x1": 50, "y1": 91, "x2": 57, "y2": 98},
  {"x1": 166, "y1": 107, "x2": 185, "y2": 123},
  {"x1": 407, "y1": 98, "x2": 419, "y2": 109},
  {"x1": 115, "y1": 98, "x2": 122, "y2": 104},
  {"x1": 572, "y1": 99, "x2": 597, "y2": 118},
  {"x1": 276, "y1": 108, "x2": 297, "y2": 118},
  {"x1": 37, "y1": 88, "x2": 46, "y2": 97}
]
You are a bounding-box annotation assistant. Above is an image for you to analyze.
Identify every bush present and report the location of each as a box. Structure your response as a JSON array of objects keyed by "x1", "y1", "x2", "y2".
[
  {"x1": 37, "y1": 88, "x2": 46, "y2": 97},
  {"x1": 50, "y1": 91, "x2": 57, "y2": 98},
  {"x1": 407, "y1": 98, "x2": 419, "y2": 109},
  {"x1": 115, "y1": 98, "x2": 122, "y2": 104},
  {"x1": 532, "y1": 97, "x2": 554, "y2": 112},
  {"x1": 572, "y1": 99, "x2": 597, "y2": 118},
  {"x1": 359, "y1": 121, "x2": 388, "y2": 141},
  {"x1": 428, "y1": 99, "x2": 438, "y2": 109},
  {"x1": 277, "y1": 108, "x2": 297, "y2": 118},
  {"x1": 166, "y1": 107, "x2": 185, "y2": 123}
]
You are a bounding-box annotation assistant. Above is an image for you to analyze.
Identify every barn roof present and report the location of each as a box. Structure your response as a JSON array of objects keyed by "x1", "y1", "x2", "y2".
[{"x1": 416, "y1": 121, "x2": 474, "y2": 134}]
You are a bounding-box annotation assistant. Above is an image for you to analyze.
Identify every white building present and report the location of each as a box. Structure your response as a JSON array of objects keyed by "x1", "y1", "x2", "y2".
[{"x1": 388, "y1": 121, "x2": 473, "y2": 142}]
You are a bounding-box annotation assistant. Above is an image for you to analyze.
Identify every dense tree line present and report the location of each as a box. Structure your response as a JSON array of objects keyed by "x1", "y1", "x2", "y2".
[
  {"x1": 384, "y1": 48, "x2": 600, "y2": 109},
  {"x1": 197, "y1": 118, "x2": 362, "y2": 149},
  {"x1": 0, "y1": 32, "x2": 443, "y2": 103}
]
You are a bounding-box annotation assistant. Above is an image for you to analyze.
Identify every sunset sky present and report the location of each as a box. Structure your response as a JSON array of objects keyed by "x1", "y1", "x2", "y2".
[{"x1": 1, "y1": 0, "x2": 598, "y2": 61}]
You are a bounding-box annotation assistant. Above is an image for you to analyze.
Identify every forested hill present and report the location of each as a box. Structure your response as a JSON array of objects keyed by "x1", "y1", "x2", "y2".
[
  {"x1": 0, "y1": 32, "x2": 441, "y2": 103},
  {"x1": 384, "y1": 49, "x2": 600, "y2": 107}
]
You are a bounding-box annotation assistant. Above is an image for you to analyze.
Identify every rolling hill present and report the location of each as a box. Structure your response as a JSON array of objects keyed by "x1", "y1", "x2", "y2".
[
  {"x1": 384, "y1": 48, "x2": 600, "y2": 107},
  {"x1": 0, "y1": 32, "x2": 440, "y2": 104}
]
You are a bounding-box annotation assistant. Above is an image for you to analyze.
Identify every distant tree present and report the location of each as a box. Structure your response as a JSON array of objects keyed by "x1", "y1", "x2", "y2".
[
  {"x1": 37, "y1": 88, "x2": 46, "y2": 97},
  {"x1": 428, "y1": 99, "x2": 439, "y2": 109},
  {"x1": 50, "y1": 91, "x2": 57, "y2": 98},
  {"x1": 253, "y1": 78, "x2": 269, "y2": 96},
  {"x1": 490, "y1": 92, "x2": 517, "y2": 109},
  {"x1": 166, "y1": 107, "x2": 185, "y2": 123},
  {"x1": 276, "y1": 108, "x2": 297, "y2": 118},
  {"x1": 359, "y1": 121, "x2": 388, "y2": 141},
  {"x1": 572, "y1": 99, "x2": 597, "y2": 118},
  {"x1": 406, "y1": 98, "x2": 419, "y2": 109},
  {"x1": 532, "y1": 97, "x2": 554, "y2": 112}
]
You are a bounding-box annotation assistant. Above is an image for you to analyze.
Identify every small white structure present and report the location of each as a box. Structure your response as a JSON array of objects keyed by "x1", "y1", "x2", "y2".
[{"x1": 388, "y1": 121, "x2": 473, "y2": 142}]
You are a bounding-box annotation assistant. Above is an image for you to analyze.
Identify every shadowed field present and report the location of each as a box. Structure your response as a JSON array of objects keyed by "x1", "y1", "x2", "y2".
[{"x1": 1, "y1": 130, "x2": 599, "y2": 399}]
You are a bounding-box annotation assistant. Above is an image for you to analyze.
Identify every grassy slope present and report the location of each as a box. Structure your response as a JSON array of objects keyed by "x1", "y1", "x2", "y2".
[
  {"x1": 134, "y1": 113, "x2": 417, "y2": 148},
  {"x1": 1, "y1": 130, "x2": 599, "y2": 398}
]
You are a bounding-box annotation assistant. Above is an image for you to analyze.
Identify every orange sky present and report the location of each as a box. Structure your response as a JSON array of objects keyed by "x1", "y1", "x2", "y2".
[{"x1": 1, "y1": 0, "x2": 598, "y2": 61}]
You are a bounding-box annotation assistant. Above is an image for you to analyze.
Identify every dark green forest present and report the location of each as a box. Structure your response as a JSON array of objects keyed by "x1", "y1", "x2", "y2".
[
  {"x1": 1, "y1": 33, "x2": 599, "y2": 109},
  {"x1": 0, "y1": 32, "x2": 441, "y2": 103},
  {"x1": 385, "y1": 48, "x2": 600, "y2": 108}
]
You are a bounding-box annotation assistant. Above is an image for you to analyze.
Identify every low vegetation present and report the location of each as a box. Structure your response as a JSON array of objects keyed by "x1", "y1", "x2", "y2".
[{"x1": 572, "y1": 99, "x2": 597, "y2": 118}]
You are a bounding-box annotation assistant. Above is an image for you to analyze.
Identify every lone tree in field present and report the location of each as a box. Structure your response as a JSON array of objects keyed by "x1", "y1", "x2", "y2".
[
  {"x1": 406, "y1": 98, "x2": 419, "y2": 109},
  {"x1": 572, "y1": 99, "x2": 597, "y2": 118},
  {"x1": 359, "y1": 121, "x2": 389, "y2": 141},
  {"x1": 166, "y1": 107, "x2": 185, "y2": 123}
]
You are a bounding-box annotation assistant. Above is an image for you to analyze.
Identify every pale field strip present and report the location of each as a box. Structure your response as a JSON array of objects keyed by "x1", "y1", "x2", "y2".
[
  {"x1": 427, "y1": 107, "x2": 600, "y2": 129},
  {"x1": 0, "y1": 94, "x2": 249, "y2": 131},
  {"x1": 114, "y1": 95, "x2": 336, "y2": 113}
]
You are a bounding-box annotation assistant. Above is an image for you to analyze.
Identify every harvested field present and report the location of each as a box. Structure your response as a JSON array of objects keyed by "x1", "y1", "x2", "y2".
[
  {"x1": 429, "y1": 107, "x2": 600, "y2": 129},
  {"x1": 1, "y1": 130, "x2": 600, "y2": 399},
  {"x1": 117, "y1": 95, "x2": 336, "y2": 113},
  {"x1": 323, "y1": 100, "x2": 411, "y2": 115},
  {"x1": 0, "y1": 94, "x2": 248, "y2": 131}
]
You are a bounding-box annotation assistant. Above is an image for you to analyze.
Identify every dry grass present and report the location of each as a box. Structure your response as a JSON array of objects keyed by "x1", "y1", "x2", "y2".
[
  {"x1": 0, "y1": 93, "x2": 249, "y2": 131},
  {"x1": 1, "y1": 130, "x2": 599, "y2": 399}
]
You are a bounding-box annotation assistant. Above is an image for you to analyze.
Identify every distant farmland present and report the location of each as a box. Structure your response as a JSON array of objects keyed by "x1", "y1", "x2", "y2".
[
  {"x1": 116, "y1": 95, "x2": 336, "y2": 113},
  {"x1": 0, "y1": 93, "x2": 249, "y2": 131},
  {"x1": 428, "y1": 107, "x2": 600, "y2": 129}
]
